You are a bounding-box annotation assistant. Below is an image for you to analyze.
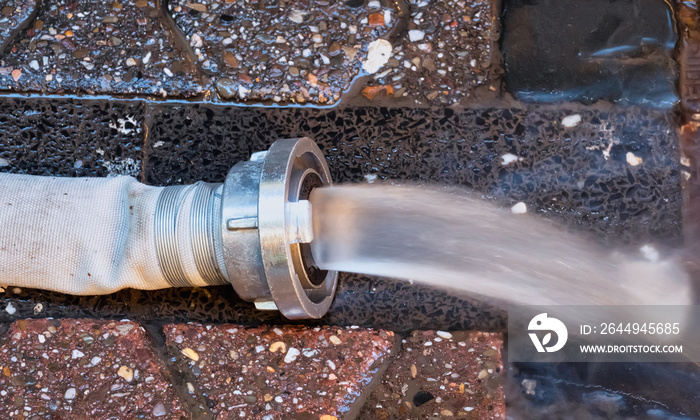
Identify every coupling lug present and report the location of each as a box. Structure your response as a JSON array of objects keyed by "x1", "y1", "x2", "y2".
[{"x1": 226, "y1": 217, "x2": 258, "y2": 230}]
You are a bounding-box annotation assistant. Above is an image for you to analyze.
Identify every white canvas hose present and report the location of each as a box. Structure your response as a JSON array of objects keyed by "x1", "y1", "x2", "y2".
[{"x1": 0, "y1": 138, "x2": 337, "y2": 319}]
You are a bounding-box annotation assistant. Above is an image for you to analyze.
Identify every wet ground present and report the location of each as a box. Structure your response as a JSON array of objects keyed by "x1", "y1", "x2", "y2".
[
  {"x1": 0, "y1": 0, "x2": 697, "y2": 418},
  {"x1": 502, "y1": 0, "x2": 678, "y2": 107}
]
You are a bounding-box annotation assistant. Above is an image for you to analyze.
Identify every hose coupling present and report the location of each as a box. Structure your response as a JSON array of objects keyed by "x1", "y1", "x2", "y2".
[{"x1": 220, "y1": 138, "x2": 337, "y2": 319}]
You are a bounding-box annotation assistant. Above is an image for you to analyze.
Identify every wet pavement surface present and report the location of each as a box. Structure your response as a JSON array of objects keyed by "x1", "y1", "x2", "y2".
[
  {"x1": 0, "y1": 275, "x2": 506, "y2": 333},
  {"x1": 358, "y1": 330, "x2": 505, "y2": 419},
  {"x1": 0, "y1": 0, "x2": 202, "y2": 96},
  {"x1": 144, "y1": 103, "x2": 682, "y2": 248},
  {"x1": 502, "y1": 0, "x2": 678, "y2": 107},
  {"x1": 163, "y1": 323, "x2": 395, "y2": 419},
  {"x1": 169, "y1": 0, "x2": 400, "y2": 104},
  {"x1": 0, "y1": 0, "x2": 697, "y2": 417},
  {"x1": 508, "y1": 362, "x2": 700, "y2": 419},
  {"x1": 0, "y1": 97, "x2": 688, "y2": 416},
  {"x1": 0, "y1": 97, "x2": 144, "y2": 177},
  {"x1": 0, "y1": 0, "x2": 37, "y2": 54},
  {"x1": 0, "y1": 319, "x2": 187, "y2": 419},
  {"x1": 365, "y1": 0, "x2": 498, "y2": 105},
  {"x1": 679, "y1": 0, "x2": 700, "y2": 265},
  {"x1": 0, "y1": 98, "x2": 683, "y2": 332},
  {"x1": 0, "y1": 0, "x2": 504, "y2": 104}
]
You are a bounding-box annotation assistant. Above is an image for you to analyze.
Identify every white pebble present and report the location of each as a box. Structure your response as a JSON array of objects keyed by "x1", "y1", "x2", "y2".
[
  {"x1": 561, "y1": 114, "x2": 582, "y2": 128},
  {"x1": 164, "y1": 68, "x2": 173, "y2": 77},
  {"x1": 72, "y1": 349, "x2": 84, "y2": 359},
  {"x1": 142, "y1": 52, "x2": 151, "y2": 64},
  {"x1": 302, "y1": 349, "x2": 318, "y2": 358},
  {"x1": 626, "y1": 152, "x2": 642, "y2": 166},
  {"x1": 522, "y1": 379, "x2": 537, "y2": 395},
  {"x1": 288, "y1": 9, "x2": 308, "y2": 24},
  {"x1": 408, "y1": 30, "x2": 425, "y2": 42},
  {"x1": 152, "y1": 402, "x2": 166, "y2": 416},
  {"x1": 284, "y1": 347, "x2": 301, "y2": 363},
  {"x1": 500, "y1": 153, "x2": 520, "y2": 165},
  {"x1": 64, "y1": 388, "x2": 76, "y2": 400},
  {"x1": 29, "y1": 60, "x2": 40, "y2": 70},
  {"x1": 362, "y1": 39, "x2": 392, "y2": 74},
  {"x1": 190, "y1": 33, "x2": 203, "y2": 48},
  {"x1": 5, "y1": 302, "x2": 16, "y2": 315},
  {"x1": 436, "y1": 331, "x2": 453, "y2": 339},
  {"x1": 511, "y1": 202, "x2": 527, "y2": 214}
]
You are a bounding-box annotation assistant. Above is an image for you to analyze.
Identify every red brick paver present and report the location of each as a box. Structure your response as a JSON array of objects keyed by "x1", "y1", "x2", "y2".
[
  {"x1": 366, "y1": 0, "x2": 497, "y2": 104},
  {"x1": 0, "y1": 0, "x2": 202, "y2": 96},
  {"x1": 359, "y1": 330, "x2": 505, "y2": 419},
  {"x1": 164, "y1": 323, "x2": 395, "y2": 419},
  {"x1": 0, "y1": 319, "x2": 187, "y2": 419},
  {"x1": 0, "y1": 0, "x2": 37, "y2": 53},
  {"x1": 169, "y1": 0, "x2": 399, "y2": 104}
]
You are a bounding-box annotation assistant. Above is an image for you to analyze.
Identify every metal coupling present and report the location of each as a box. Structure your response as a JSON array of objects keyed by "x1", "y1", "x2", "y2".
[
  {"x1": 220, "y1": 138, "x2": 337, "y2": 319},
  {"x1": 153, "y1": 138, "x2": 337, "y2": 319}
]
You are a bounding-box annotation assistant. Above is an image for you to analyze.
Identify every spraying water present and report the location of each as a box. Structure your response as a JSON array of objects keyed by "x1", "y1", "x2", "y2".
[{"x1": 310, "y1": 184, "x2": 693, "y2": 307}]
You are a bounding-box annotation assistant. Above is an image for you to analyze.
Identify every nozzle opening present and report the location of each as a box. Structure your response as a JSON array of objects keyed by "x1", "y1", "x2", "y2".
[{"x1": 290, "y1": 170, "x2": 328, "y2": 291}]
